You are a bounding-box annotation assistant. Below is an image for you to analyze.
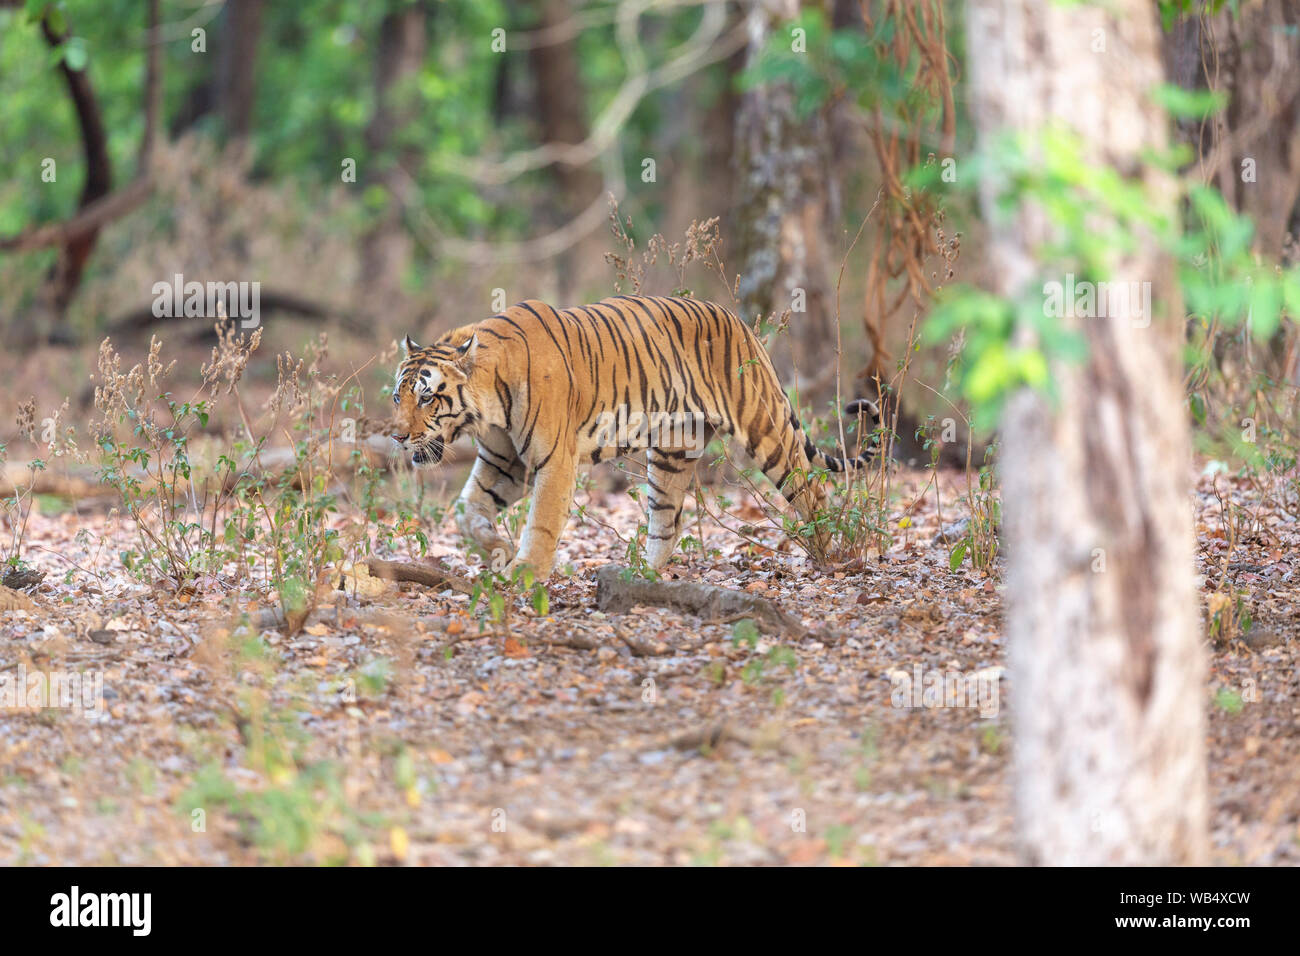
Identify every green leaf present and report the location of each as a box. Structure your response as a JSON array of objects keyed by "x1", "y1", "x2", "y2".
[
  {"x1": 949, "y1": 541, "x2": 968, "y2": 571},
  {"x1": 62, "y1": 36, "x2": 88, "y2": 72},
  {"x1": 44, "y1": 4, "x2": 65, "y2": 34},
  {"x1": 1151, "y1": 83, "x2": 1227, "y2": 119},
  {"x1": 731, "y1": 618, "x2": 760, "y2": 648}
]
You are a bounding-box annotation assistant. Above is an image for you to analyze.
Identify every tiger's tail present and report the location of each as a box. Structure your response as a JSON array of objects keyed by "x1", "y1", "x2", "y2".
[{"x1": 804, "y1": 398, "x2": 881, "y2": 474}]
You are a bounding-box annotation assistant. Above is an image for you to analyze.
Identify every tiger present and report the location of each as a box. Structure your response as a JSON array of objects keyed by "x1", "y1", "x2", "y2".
[{"x1": 389, "y1": 295, "x2": 879, "y2": 580}]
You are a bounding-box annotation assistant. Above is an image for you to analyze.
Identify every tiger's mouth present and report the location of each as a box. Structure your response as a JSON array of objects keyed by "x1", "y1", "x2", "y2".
[{"x1": 411, "y1": 437, "x2": 445, "y2": 467}]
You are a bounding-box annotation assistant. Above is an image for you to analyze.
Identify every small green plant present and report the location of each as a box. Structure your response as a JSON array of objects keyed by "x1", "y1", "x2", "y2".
[
  {"x1": 92, "y1": 334, "x2": 242, "y2": 585},
  {"x1": 1213, "y1": 687, "x2": 1244, "y2": 716},
  {"x1": 469, "y1": 561, "x2": 550, "y2": 632},
  {"x1": 1204, "y1": 479, "x2": 1254, "y2": 644},
  {"x1": 950, "y1": 449, "x2": 1000, "y2": 573},
  {"x1": 730, "y1": 618, "x2": 797, "y2": 698},
  {"x1": 979, "y1": 724, "x2": 1005, "y2": 755},
  {"x1": 0, "y1": 443, "x2": 41, "y2": 575},
  {"x1": 91, "y1": 329, "x2": 381, "y2": 632},
  {"x1": 179, "y1": 632, "x2": 382, "y2": 864}
]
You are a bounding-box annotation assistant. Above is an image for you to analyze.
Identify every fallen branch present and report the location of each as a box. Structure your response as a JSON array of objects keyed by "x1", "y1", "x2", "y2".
[
  {"x1": 669, "y1": 721, "x2": 751, "y2": 752},
  {"x1": 614, "y1": 625, "x2": 671, "y2": 657},
  {"x1": 594, "y1": 565, "x2": 808, "y2": 637},
  {"x1": 666, "y1": 720, "x2": 797, "y2": 757},
  {"x1": 366, "y1": 558, "x2": 474, "y2": 596},
  {"x1": 104, "y1": 290, "x2": 372, "y2": 339},
  {"x1": 545, "y1": 632, "x2": 599, "y2": 651}
]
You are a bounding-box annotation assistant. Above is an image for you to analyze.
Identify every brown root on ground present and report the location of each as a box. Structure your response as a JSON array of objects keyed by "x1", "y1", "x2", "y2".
[
  {"x1": 0, "y1": 586, "x2": 36, "y2": 612},
  {"x1": 365, "y1": 558, "x2": 474, "y2": 595},
  {"x1": 594, "y1": 564, "x2": 807, "y2": 637}
]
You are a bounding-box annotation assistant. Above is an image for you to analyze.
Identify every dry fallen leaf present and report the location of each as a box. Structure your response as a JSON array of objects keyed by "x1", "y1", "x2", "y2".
[
  {"x1": 327, "y1": 564, "x2": 390, "y2": 598},
  {"x1": 390, "y1": 826, "x2": 409, "y2": 862}
]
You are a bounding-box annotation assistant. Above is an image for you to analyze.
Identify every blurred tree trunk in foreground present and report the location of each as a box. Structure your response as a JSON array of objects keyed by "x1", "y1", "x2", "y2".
[
  {"x1": 733, "y1": 0, "x2": 835, "y2": 386},
  {"x1": 967, "y1": 0, "x2": 1207, "y2": 864},
  {"x1": 360, "y1": 2, "x2": 428, "y2": 309}
]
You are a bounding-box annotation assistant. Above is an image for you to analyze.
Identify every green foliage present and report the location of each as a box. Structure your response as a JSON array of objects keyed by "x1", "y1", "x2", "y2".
[
  {"x1": 469, "y1": 560, "x2": 550, "y2": 633},
  {"x1": 1213, "y1": 687, "x2": 1244, "y2": 715},
  {"x1": 729, "y1": 616, "x2": 795, "y2": 702},
  {"x1": 176, "y1": 630, "x2": 388, "y2": 864},
  {"x1": 0, "y1": 437, "x2": 46, "y2": 572},
  {"x1": 1150, "y1": 83, "x2": 1228, "y2": 120},
  {"x1": 1156, "y1": 0, "x2": 1238, "y2": 32},
  {"x1": 924, "y1": 288, "x2": 1058, "y2": 431},
  {"x1": 0, "y1": 0, "x2": 726, "y2": 272},
  {"x1": 952, "y1": 455, "x2": 1000, "y2": 573},
  {"x1": 740, "y1": 9, "x2": 916, "y2": 121},
  {"x1": 89, "y1": 331, "x2": 409, "y2": 638},
  {"x1": 920, "y1": 121, "x2": 1300, "y2": 430},
  {"x1": 730, "y1": 617, "x2": 760, "y2": 649}
]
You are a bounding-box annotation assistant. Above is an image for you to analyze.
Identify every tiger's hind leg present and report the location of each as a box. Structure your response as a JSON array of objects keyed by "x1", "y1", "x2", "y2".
[
  {"x1": 645, "y1": 444, "x2": 704, "y2": 570},
  {"x1": 747, "y1": 418, "x2": 831, "y2": 557}
]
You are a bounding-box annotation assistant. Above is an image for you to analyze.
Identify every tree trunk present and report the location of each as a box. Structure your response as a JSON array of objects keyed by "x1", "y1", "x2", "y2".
[
  {"x1": 967, "y1": 0, "x2": 1207, "y2": 865},
  {"x1": 1163, "y1": 1, "x2": 1300, "y2": 262},
  {"x1": 36, "y1": 10, "x2": 112, "y2": 329},
  {"x1": 217, "y1": 0, "x2": 266, "y2": 163},
  {"x1": 359, "y1": 2, "x2": 428, "y2": 308},
  {"x1": 528, "y1": 0, "x2": 598, "y2": 305},
  {"x1": 733, "y1": 0, "x2": 836, "y2": 386}
]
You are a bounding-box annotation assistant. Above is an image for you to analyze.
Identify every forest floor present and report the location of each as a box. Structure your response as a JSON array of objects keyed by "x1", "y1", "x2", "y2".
[{"x1": 1, "y1": 463, "x2": 1297, "y2": 866}]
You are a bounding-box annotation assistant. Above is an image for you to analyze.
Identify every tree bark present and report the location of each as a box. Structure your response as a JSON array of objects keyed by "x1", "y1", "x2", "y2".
[
  {"x1": 528, "y1": 0, "x2": 598, "y2": 305},
  {"x1": 359, "y1": 2, "x2": 428, "y2": 307},
  {"x1": 37, "y1": 11, "x2": 112, "y2": 323},
  {"x1": 1163, "y1": 1, "x2": 1300, "y2": 262},
  {"x1": 733, "y1": 0, "x2": 836, "y2": 385},
  {"x1": 217, "y1": 0, "x2": 266, "y2": 162},
  {"x1": 529, "y1": 0, "x2": 599, "y2": 218},
  {"x1": 967, "y1": 0, "x2": 1207, "y2": 865}
]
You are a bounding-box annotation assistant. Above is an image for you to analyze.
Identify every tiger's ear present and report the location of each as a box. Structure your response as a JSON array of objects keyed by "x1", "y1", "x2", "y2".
[
  {"x1": 402, "y1": 335, "x2": 420, "y2": 355},
  {"x1": 454, "y1": 333, "x2": 478, "y2": 373},
  {"x1": 436, "y1": 324, "x2": 476, "y2": 348}
]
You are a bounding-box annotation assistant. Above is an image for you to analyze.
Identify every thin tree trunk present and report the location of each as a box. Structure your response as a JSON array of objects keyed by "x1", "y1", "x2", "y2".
[
  {"x1": 529, "y1": 0, "x2": 598, "y2": 217},
  {"x1": 733, "y1": 0, "x2": 835, "y2": 384},
  {"x1": 360, "y1": 2, "x2": 428, "y2": 307},
  {"x1": 217, "y1": 0, "x2": 266, "y2": 163},
  {"x1": 967, "y1": 0, "x2": 1207, "y2": 865},
  {"x1": 37, "y1": 11, "x2": 112, "y2": 325},
  {"x1": 1163, "y1": 1, "x2": 1300, "y2": 262},
  {"x1": 528, "y1": 0, "x2": 597, "y2": 305}
]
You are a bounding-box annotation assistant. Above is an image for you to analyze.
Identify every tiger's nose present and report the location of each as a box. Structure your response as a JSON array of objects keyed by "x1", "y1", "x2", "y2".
[{"x1": 391, "y1": 432, "x2": 409, "y2": 443}]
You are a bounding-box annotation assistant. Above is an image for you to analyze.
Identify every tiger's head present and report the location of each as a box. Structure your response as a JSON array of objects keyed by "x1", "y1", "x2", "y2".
[{"x1": 389, "y1": 326, "x2": 480, "y2": 467}]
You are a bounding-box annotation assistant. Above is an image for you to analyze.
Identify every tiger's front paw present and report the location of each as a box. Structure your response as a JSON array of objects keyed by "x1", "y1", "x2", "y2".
[
  {"x1": 477, "y1": 538, "x2": 516, "y2": 573},
  {"x1": 505, "y1": 552, "x2": 555, "y2": 584},
  {"x1": 459, "y1": 524, "x2": 516, "y2": 572}
]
